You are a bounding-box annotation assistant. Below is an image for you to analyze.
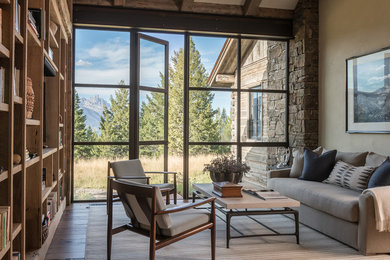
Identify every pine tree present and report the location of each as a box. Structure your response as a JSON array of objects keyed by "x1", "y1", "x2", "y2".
[
  {"x1": 98, "y1": 81, "x2": 130, "y2": 158},
  {"x1": 73, "y1": 91, "x2": 94, "y2": 159}
]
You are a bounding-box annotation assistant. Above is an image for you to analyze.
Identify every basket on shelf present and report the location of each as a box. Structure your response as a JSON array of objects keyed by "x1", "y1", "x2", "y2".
[{"x1": 26, "y1": 77, "x2": 34, "y2": 119}]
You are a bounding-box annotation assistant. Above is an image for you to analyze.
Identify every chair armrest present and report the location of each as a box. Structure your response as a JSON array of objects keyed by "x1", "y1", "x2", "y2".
[
  {"x1": 108, "y1": 176, "x2": 151, "y2": 180},
  {"x1": 145, "y1": 171, "x2": 177, "y2": 175},
  {"x1": 156, "y1": 197, "x2": 215, "y2": 215},
  {"x1": 267, "y1": 168, "x2": 291, "y2": 179}
]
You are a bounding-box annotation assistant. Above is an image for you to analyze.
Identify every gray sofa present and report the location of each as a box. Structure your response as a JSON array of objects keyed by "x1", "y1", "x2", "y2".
[{"x1": 267, "y1": 152, "x2": 390, "y2": 255}]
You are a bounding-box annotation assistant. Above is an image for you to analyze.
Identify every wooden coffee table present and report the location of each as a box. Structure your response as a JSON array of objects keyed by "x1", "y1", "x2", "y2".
[{"x1": 193, "y1": 183, "x2": 300, "y2": 248}]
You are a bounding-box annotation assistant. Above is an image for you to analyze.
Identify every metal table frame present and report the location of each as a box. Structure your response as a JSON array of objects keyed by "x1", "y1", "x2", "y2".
[{"x1": 192, "y1": 190, "x2": 299, "y2": 248}]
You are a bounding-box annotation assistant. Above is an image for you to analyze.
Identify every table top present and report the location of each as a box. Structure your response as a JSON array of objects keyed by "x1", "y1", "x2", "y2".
[{"x1": 193, "y1": 183, "x2": 300, "y2": 210}]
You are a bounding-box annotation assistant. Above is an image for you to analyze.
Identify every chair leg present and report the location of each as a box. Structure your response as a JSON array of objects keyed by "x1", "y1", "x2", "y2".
[
  {"x1": 211, "y1": 224, "x2": 216, "y2": 260},
  {"x1": 166, "y1": 192, "x2": 170, "y2": 205},
  {"x1": 174, "y1": 189, "x2": 177, "y2": 205}
]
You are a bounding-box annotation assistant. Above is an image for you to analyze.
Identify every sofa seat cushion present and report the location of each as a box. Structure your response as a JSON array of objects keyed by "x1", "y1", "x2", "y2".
[{"x1": 268, "y1": 178, "x2": 361, "y2": 222}]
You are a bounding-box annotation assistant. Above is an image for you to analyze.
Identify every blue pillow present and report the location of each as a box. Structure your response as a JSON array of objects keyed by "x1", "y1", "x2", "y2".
[
  {"x1": 368, "y1": 157, "x2": 390, "y2": 188},
  {"x1": 299, "y1": 148, "x2": 337, "y2": 182}
]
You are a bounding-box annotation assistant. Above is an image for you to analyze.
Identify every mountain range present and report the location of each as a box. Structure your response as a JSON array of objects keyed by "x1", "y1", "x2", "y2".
[{"x1": 79, "y1": 95, "x2": 110, "y2": 132}]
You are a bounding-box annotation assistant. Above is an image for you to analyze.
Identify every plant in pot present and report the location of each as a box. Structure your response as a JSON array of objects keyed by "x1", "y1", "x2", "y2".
[{"x1": 203, "y1": 155, "x2": 250, "y2": 184}]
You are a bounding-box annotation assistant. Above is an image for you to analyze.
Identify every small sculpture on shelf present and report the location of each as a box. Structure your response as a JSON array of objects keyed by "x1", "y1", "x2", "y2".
[
  {"x1": 26, "y1": 77, "x2": 34, "y2": 119},
  {"x1": 13, "y1": 154, "x2": 22, "y2": 165}
]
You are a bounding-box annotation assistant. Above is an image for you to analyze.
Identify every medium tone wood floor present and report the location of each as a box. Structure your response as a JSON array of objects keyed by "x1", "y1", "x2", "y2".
[{"x1": 47, "y1": 203, "x2": 390, "y2": 260}]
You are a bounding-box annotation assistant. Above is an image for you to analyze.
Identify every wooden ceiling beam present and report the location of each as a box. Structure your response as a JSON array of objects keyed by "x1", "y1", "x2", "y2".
[
  {"x1": 180, "y1": 0, "x2": 193, "y2": 12},
  {"x1": 243, "y1": 0, "x2": 262, "y2": 16}
]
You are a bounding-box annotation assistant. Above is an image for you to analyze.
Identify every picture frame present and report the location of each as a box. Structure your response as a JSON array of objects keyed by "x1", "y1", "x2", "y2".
[{"x1": 346, "y1": 47, "x2": 390, "y2": 133}]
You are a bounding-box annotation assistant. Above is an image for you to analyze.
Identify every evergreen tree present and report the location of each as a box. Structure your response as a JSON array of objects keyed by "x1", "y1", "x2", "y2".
[
  {"x1": 98, "y1": 81, "x2": 130, "y2": 158},
  {"x1": 73, "y1": 91, "x2": 94, "y2": 159}
]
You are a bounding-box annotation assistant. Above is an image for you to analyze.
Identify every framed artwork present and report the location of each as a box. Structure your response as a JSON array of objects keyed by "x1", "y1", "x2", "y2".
[{"x1": 346, "y1": 47, "x2": 390, "y2": 133}]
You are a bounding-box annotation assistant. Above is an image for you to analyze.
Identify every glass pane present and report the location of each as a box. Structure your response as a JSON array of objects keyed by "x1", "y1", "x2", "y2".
[
  {"x1": 190, "y1": 36, "x2": 236, "y2": 88},
  {"x1": 73, "y1": 145, "x2": 129, "y2": 200},
  {"x1": 139, "y1": 145, "x2": 165, "y2": 184},
  {"x1": 240, "y1": 92, "x2": 286, "y2": 142},
  {"x1": 189, "y1": 145, "x2": 235, "y2": 196},
  {"x1": 139, "y1": 91, "x2": 165, "y2": 141},
  {"x1": 140, "y1": 38, "x2": 166, "y2": 88},
  {"x1": 241, "y1": 146, "x2": 289, "y2": 188},
  {"x1": 189, "y1": 90, "x2": 235, "y2": 142},
  {"x1": 241, "y1": 39, "x2": 287, "y2": 90},
  {"x1": 75, "y1": 29, "x2": 130, "y2": 85},
  {"x1": 74, "y1": 87, "x2": 129, "y2": 142}
]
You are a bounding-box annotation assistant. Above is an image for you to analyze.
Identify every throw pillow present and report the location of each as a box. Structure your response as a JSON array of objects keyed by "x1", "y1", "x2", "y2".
[
  {"x1": 299, "y1": 149, "x2": 337, "y2": 182},
  {"x1": 368, "y1": 157, "x2": 390, "y2": 188},
  {"x1": 324, "y1": 161, "x2": 376, "y2": 191},
  {"x1": 290, "y1": 146, "x2": 323, "y2": 178},
  {"x1": 335, "y1": 151, "x2": 368, "y2": 166},
  {"x1": 365, "y1": 152, "x2": 387, "y2": 167}
]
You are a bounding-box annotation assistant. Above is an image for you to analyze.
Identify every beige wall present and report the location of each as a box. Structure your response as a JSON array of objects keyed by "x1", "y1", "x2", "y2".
[{"x1": 319, "y1": 0, "x2": 390, "y2": 155}]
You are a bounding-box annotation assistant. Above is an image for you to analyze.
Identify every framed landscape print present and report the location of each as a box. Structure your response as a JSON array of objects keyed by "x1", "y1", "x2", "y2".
[{"x1": 346, "y1": 47, "x2": 390, "y2": 133}]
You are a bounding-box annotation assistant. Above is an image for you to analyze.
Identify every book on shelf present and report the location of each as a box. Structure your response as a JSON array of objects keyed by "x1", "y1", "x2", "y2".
[
  {"x1": 12, "y1": 252, "x2": 21, "y2": 260},
  {"x1": 14, "y1": 68, "x2": 20, "y2": 96},
  {"x1": 0, "y1": 67, "x2": 4, "y2": 103},
  {"x1": 0, "y1": 206, "x2": 10, "y2": 249},
  {"x1": 15, "y1": 1, "x2": 21, "y2": 33},
  {"x1": 29, "y1": 8, "x2": 45, "y2": 40}
]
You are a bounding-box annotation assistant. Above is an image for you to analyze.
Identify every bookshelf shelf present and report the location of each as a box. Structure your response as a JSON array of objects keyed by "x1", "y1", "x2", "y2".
[
  {"x1": 59, "y1": 145, "x2": 63, "y2": 150},
  {"x1": 0, "y1": 242, "x2": 10, "y2": 259},
  {"x1": 27, "y1": 26, "x2": 42, "y2": 47},
  {"x1": 43, "y1": 49, "x2": 59, "y2": 73},
  {"x1": 12, "y1": 223, "x2": 22, "y2": 240},
  {"x1": 12, "y1": 164, "x2": 22, "y2": 175},
  {"x1": 0, "y1": 0, "x2": 72, "y2": 258},
  {"x1": 0, "y1": 43, "x2": 10, "y2": 58},
  {"x1": 42, "y1": 186, "x2": 51, "y2": 203},
  {"x1": 15, "y1": 31, "x2": 24, "y2": 45},
  {"x1": 0, "y1": 170, "x2": 8, "y2": 182},
  {"x1": 49, "y1": 30, "x2": 59, "y2": 49},
  {"x1": 43, "y1": 148, "x2": 57, "y2": 159},
  {"x1": 26, "y1": 156, "x2": 40, "y2": 168},
  {"x1": 59, "y1": 123, "x2": 64, "y2": 127},
  {"x1": 14, "y1": 96, "x2": 23, "y2": 104},
  {"x1": 26, "y1": 119, "x2": 40, "y2": 126},
  {"x1": 0, "y1": 103, "x2": 9, "y2": 111}
]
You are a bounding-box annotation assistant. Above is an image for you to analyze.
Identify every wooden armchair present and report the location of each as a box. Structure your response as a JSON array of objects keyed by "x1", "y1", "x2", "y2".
[
  {"x1": 107, "y1": 178, "x2": 216, "y2": 260},
  {"x1": 107, "y1": 159, "x2": 177, "y2": 205}
]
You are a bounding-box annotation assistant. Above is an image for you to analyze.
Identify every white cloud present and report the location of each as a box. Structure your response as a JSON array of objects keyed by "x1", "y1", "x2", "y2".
[
  {"x1": 368, "y1": 73, "x2": 390, "y2": 83},
  {"x1": 75, "y1": 67, "x2": 130, "y2": 85},
  {"x1": 76, "y1": 59, "x2": 92, "y2": 66}
]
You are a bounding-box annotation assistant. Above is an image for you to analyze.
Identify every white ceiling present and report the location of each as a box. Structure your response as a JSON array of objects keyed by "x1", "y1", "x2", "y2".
[{"x1": 193, "y1": 0, "x2": 299, "y2": 10}]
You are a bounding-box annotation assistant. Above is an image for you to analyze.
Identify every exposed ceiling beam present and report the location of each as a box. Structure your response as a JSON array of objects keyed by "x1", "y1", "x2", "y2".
[
  {"x1": 243, "y1": 0, "x2": 262, "y2": 16},
  {"x1": 73, "y1": 0, "x2": 294, "y2": 19},
  {"x1": 180, "y1": 0, "x2": 194, "y2": 12}
]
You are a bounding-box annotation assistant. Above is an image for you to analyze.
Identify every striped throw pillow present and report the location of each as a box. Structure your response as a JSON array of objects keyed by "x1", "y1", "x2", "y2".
[{"x1": 324, "y1": 161, "x2": 376, "y2": 191}]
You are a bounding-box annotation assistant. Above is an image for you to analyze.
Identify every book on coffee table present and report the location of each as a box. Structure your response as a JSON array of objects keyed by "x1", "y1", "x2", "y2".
[
  {"x1": 212, "y1": 182, "x2": 243, "y2": 198},
  {"x1": 256, "y1": 191, "x2": 287, "y2": 200}
]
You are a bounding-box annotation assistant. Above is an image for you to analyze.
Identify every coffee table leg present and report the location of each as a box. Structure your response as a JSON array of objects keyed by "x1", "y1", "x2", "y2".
[
  {"x1": 294, "y1": 210, "x2": 300, "y2": 244},
  {"x1": 192, "y1": 191, "x2": 196, "y2": 203},
  {"x1": 226, "y1": 211, "x2": 231, "y2": 248}
]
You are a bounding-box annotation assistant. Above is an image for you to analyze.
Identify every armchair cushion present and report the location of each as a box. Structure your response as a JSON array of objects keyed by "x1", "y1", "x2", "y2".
[
  {"x1": 111, "y1": 159, "x2": 146, "y2": 184},
  {"x1": 152, "y1": 183, "x2": 175, "y2": 190},
  {"x1": 160, "y1": 208, "x2": 210, "y2": 236}
]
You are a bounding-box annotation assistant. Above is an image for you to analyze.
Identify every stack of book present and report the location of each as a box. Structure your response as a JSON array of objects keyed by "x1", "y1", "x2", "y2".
[
  {"x1": 27, "y1": 10, "x2": 39, "y2": 37},
  {"x1": 0, "y1": 206, "x2": 10, "y2": 249},
  {"x1": 212, "y1": 182, "x2": 242, "y2": 197}
]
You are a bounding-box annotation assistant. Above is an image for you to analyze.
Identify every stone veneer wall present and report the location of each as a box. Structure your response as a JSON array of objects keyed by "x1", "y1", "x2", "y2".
[{"x1": 243, "y1": 0, "x2": 319, "y2": 188}]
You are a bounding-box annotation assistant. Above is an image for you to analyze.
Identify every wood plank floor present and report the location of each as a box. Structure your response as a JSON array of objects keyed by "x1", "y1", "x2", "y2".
[{"x1": 47, "y1": 203, "x2": 390, "y2": 260}]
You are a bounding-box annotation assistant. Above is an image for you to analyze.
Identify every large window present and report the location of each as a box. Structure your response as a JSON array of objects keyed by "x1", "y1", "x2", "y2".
[{"x1": 73, "y1": 28, "x2": 288, "y2": 200}]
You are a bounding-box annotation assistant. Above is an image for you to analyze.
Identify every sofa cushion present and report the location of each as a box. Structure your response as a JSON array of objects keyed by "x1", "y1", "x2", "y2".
[
  {"x1": 365, "y1": 152, "x2": 387, "y2": 167},
  {"x1": 299, "y1": 149, "x2": 337, "y2": 182},
  {"x1": 324, "y1": 161, "x2": 376, "y2": 191},
  {"x1": 268, "y1": 178, "x2": 360, "y2": 222},
  {"x1": 290, "y1": 146, "x2": 322, "y2": 178},
  {"x1": 336, "y1": 151, "x2": 368, "y2": 166},
  {"x1": 368, "y1": 157, "x2": 390, "y2": 188}
]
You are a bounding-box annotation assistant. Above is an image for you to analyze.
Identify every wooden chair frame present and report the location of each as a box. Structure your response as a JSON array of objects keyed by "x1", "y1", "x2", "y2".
[
  {"x1": 107, "y1": 161, "x2": 178, "y2": 206},
  {"x1": 107, "y1": 179, "x2": 216, "y2": 260}
]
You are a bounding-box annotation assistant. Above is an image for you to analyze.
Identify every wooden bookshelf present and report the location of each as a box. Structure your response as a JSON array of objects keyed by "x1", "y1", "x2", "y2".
[{"x1": 0, "y1": 0, "x2": 72, "y2": 259}]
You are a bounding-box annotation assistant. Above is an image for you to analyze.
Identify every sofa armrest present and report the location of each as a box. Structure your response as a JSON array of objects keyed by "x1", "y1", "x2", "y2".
[
  {"x1": 267, "y1": 168, "x2": 291, "y2": 179},
  {"x1": 358, "y1": 187, "x2": 390, "y2": 255}
]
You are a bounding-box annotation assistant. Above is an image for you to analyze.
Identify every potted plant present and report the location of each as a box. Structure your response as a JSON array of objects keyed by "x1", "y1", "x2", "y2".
[{"x1": 203, "y1": 155, "x2": 250, "y2": 184}]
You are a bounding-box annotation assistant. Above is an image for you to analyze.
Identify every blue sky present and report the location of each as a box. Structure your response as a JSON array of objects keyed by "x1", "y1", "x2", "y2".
[
  {"x1": 356, "y1": 50, "x2": 389, "y2": 92},
  {"x1": 75, "y1": 29, "x2": 231, "y2": 113}
]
